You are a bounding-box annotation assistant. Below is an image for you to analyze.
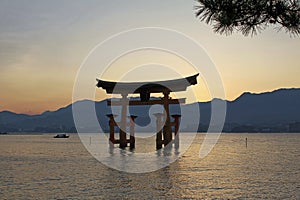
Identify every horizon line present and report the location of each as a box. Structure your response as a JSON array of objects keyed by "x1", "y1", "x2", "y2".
[{"x1": 1, "y1": 87, "x2": 299, "y2": 116}]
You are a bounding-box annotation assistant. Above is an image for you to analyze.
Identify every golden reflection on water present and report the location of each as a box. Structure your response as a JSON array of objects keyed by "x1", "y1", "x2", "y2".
[{"x1": 0, "y1": 133, "x2": 299, "y2": 199}]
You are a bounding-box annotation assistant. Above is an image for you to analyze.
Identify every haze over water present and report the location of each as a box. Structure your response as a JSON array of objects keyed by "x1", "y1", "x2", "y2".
[{"x1": 1, "y1": 133, "x2": 299, "y2": 199}]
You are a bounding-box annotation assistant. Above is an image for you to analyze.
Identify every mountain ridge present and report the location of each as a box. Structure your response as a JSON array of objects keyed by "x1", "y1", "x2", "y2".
[{"x1": 0, "y1": 88, "x2": 299, "y2": 133}]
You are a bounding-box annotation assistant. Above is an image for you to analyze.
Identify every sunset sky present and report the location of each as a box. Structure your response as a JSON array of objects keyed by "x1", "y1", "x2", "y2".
[{"x1": 0, "y1": 0, "x2": 299, "y2": 114}]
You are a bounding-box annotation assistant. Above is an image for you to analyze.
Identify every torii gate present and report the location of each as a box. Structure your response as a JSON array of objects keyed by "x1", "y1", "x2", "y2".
[{"x1": 96, "y1": 73, "x2": 199, "y2": 149}]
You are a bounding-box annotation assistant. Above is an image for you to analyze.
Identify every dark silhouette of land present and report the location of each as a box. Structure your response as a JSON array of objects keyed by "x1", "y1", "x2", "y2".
[{"x1": 0, "y1": 88, "x2": 300, "y2": 133}]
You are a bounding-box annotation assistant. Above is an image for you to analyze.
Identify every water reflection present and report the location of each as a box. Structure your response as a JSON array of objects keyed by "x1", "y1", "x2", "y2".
[{"x1": 0, "y1": 134, "x2": 299, "y2": 199}]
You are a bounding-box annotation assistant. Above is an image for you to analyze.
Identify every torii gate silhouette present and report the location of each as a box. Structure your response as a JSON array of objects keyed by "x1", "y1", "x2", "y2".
[{"x1": 96, "y1": 73, "x2": 199, "y2": 149}]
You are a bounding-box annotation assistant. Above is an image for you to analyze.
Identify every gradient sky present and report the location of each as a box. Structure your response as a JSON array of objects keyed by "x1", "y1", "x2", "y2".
[{"x1": 0, "y1": 0, "x2": 299, "y2": 114}]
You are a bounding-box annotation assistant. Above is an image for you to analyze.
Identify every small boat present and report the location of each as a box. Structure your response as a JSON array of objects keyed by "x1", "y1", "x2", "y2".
[
  {"x1": 54, "y1": 133, "x2": 69, "y2": 138},
  {"x1": 0, "y1": 132, "x2": 8, "y2": 135}
]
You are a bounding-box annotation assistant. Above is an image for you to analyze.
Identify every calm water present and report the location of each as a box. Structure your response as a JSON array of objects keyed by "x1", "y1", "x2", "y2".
[{"x1": 0, "y1": 133, "x2": 299, "y2": 199}]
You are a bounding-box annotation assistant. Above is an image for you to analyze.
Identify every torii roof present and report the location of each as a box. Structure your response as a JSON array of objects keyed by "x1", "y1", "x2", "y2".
[{"x1": 96, "y1": 73, "x2": 199, "y2": 95}]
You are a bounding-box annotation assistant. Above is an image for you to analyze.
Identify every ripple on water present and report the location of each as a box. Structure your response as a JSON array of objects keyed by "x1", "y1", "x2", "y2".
[{"x1": 0, "y1": 133, "x2": 299, "y2": 199}]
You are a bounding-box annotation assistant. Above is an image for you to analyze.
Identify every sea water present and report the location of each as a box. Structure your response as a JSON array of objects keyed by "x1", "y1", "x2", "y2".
[{"x1": 0, "y1": 133, "x2": 299, "y2": 199}]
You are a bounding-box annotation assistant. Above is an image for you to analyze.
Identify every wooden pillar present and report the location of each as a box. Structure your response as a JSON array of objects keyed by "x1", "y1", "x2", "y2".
[
  {"x1": 106, "y1": 114, "x2": 117, "y2": 146},
  {"x1": 129, "y1": 115, "x2": 137, "y2": 149},
  {"x1": 119, "y1": 93, "x2": 128, "y2": 149},
  {"x1": 163, "y1": 91, "x2": 172, "y2": 146},
  {"x1": 154, "y1": 113, "x2": 164, "y2": 149},
  {"x1": 172, "y1": 114, "x2": 181, "y2": 148}
]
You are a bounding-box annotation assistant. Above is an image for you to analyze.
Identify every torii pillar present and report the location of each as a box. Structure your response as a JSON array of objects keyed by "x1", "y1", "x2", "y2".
[
  {"x1": 106, "y1": 114, "x2": 117, "y2": 146},
  {"x1": 129, "y1": 115, "x2": 137, "y2": 149},
  {"x1": 154, "y1": 113, "x2": 164, "y2": 149},
  {"x1": 163, "y1": 91, "x2": 172, "y2": 146},
  {"x1": 172, "y1": 114, "x2": 181, "y2": 148},
  {"x1": 119, "y1": 93, "x2": 128, "y2": 149}
]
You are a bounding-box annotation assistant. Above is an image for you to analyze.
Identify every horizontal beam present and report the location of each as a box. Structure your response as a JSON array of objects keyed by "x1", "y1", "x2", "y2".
[
  {"x1": 110, "y1": 121, "x2": 177, "y2": 127},
  {"x1": 113, "y1": 139, "x2": 131, "y2": 144},
  {"x1": 107, "y1": 98, "x2": 185, "y2": 106}
]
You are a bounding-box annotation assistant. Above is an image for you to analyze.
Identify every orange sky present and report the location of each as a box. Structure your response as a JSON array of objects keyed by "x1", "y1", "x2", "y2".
[{"x1": 0, "y1": 1, "x2": 299, "y2": 114}]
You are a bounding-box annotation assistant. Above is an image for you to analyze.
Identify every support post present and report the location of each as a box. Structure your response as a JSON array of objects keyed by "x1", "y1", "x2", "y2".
[
  {"x1": 172, "y1": 114, "x2": 181, "y2": 148},
  {"x1": 119, "y1": 94, "x2": 128, "y2": 149},
  {"x1": 154, "y1": 113, "x2": 164, "y2": 149},
  {"x1": 163, "y1": 91, "x2": 172, "y2": 146},
  {"x1": 106, "y1": 114, "x2": 117, "y2": 146},
  {"x1": 129, "y1": 115, "x2": 137, "y2": 149}
]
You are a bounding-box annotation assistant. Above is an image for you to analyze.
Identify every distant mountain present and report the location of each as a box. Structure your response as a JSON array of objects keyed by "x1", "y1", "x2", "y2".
[
  {"x1": 0, "y1": 88, "x2": 299, "y2": 133},
  {"x1": 226, "y1": 88, "x2": 300, "y2": 125},
  {"x1": 224, "y1": 88, "x2": 300, "y2": 132}
]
